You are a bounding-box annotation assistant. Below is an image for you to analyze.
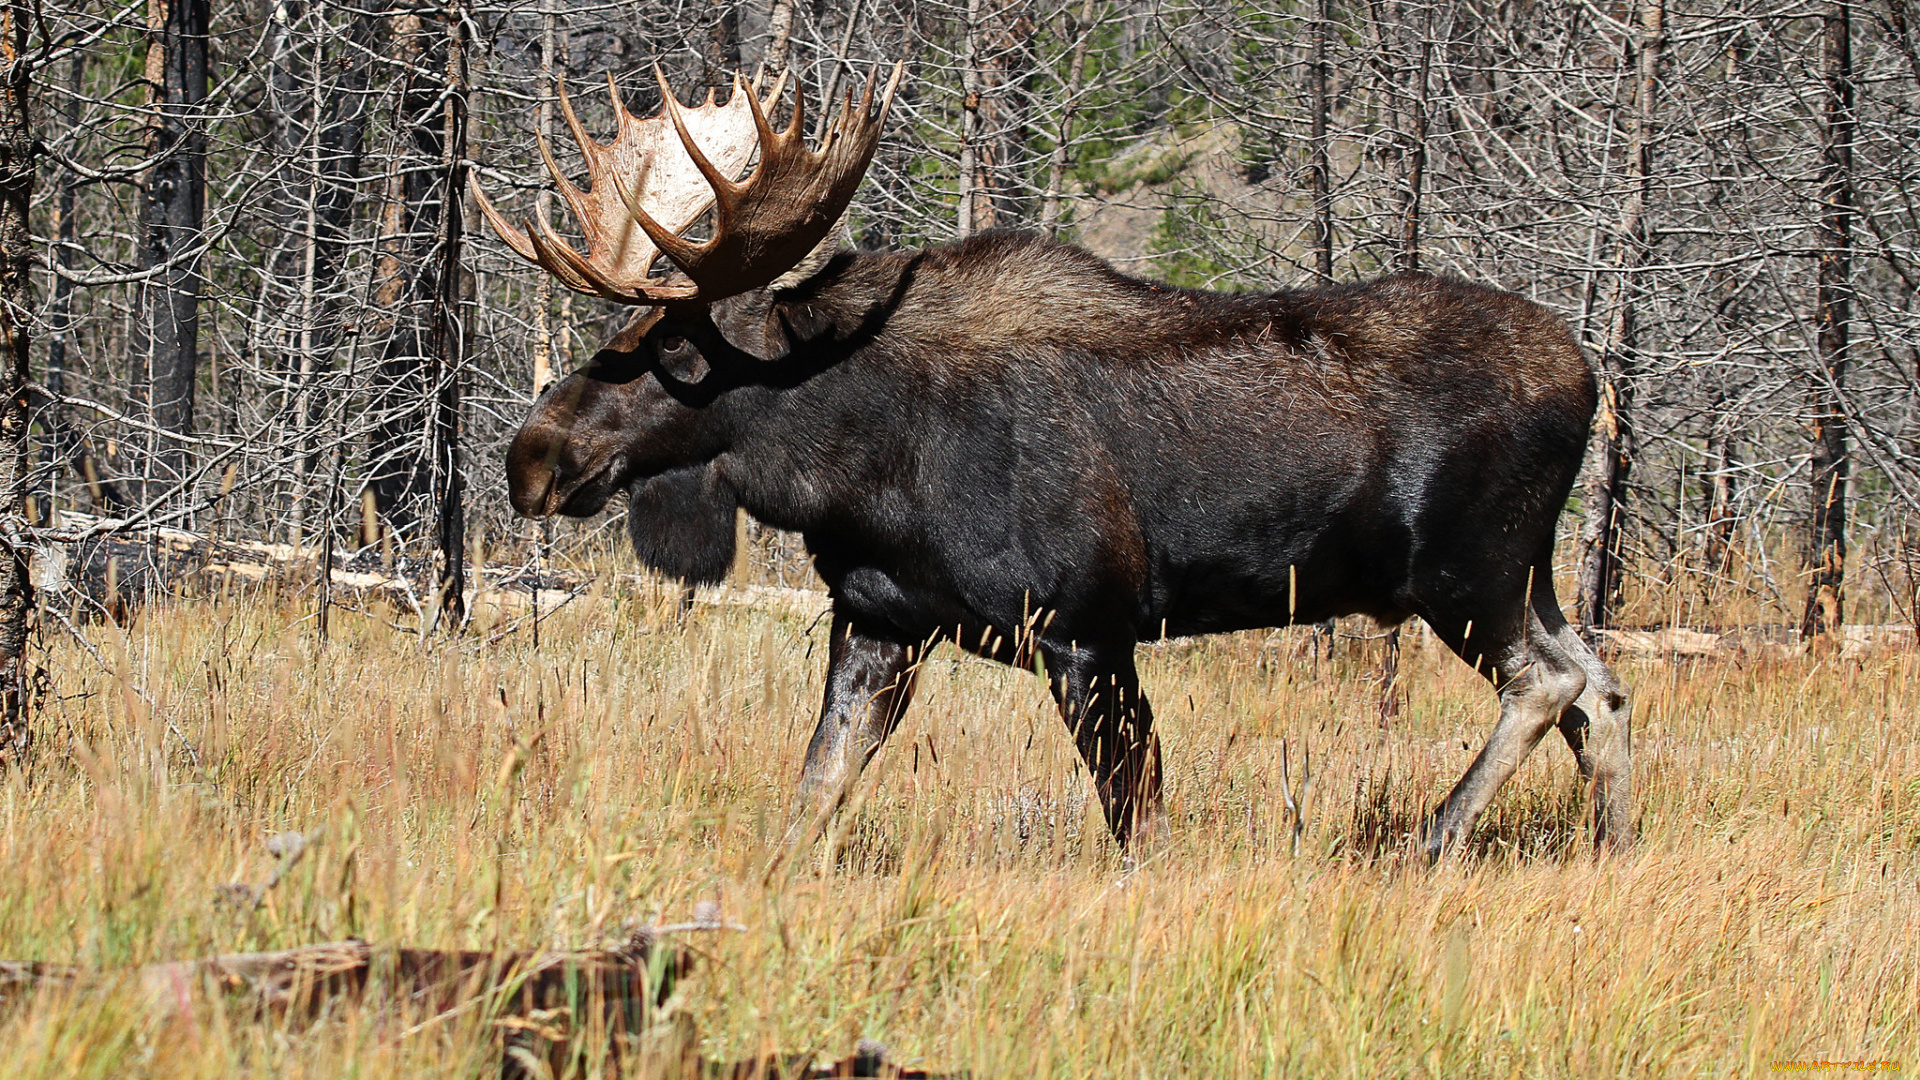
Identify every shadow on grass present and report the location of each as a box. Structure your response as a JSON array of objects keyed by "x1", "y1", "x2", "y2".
[{"x1": 1339, "y1": 767, "x2": 1590, "y2": 866}]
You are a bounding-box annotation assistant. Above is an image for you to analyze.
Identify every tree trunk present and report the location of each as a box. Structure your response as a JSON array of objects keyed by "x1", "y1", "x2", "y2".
[
  {"x1": 0, "y1": 0, "x2": 34, "y2": 768},
  {"x1": 1394, "y1": 3, "x2": 1429, "y2": 274},
  {"x1": 1038, "y1": 0, "x2": 1097, "y2": 237},
  {"x1": 266, "y1": 0, "x2": 316, "y2": 545},
  {"x1": 1577, "y1": 0, "x2": 1662, "y2": 634},
  {"x1": 1702, "y1": 407, "x2": 1738, "y2": 578},
  {"x1": 958, "y1": 0, "x2": 982, "y2": 235},
  {"x1": 368, "y1": 12, "x2": 445, "y2": 540},
  {"x1": 532, "y1": 0, "x2": 563, "y2": 395},
  {"x1": 703, "y1": 0, "x2": 740, "y2": 91},
  {"x1": 131, "y1": 0, "x2": 210, "y2": 505},
  {"x1": 1804, "y1": 0, "x2": 1852, "y2": 641},
  {"x1": 430, "y1": 2, "x2": 471, "y2": 631},
  {"x1": 959, "y1": 0, "x2": 1030, "y2": 232},
  {"x1": 764, "y1": 0, "x2": 796, "y2": 74},
  {"x1": 1308, "y1": 0, "x2": 1333, "y2": 281}
]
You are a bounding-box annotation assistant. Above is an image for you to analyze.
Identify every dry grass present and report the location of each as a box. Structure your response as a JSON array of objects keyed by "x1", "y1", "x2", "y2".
[{"x1": 1, "y1": 570, "x2": 1915, "y2": 1078}]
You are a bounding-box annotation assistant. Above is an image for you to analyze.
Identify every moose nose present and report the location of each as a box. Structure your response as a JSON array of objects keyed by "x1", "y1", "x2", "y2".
[
  {"x1": 505, "y1": 429, "x2": 560, "y2": 518},
  {"x1": 507, "y1": 371, "x2": 599, "y2": 517}
]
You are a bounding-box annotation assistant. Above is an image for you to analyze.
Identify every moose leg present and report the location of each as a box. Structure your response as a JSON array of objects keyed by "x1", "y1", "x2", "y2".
[
  {"x1": 1424, "y1": 603, "x2": 1588, "y2": 860},
  {"x1": 1533, "y1": 585, "x2": 1634, "y2": 851},
  {"x1": 1043, "y1": 643, "x2": 1163, "y2": 854},
  {"x1": 796, "y1": 612, "x2": 920, "y2": 822}
]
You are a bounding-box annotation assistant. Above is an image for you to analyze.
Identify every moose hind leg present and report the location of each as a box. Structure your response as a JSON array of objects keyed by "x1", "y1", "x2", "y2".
[
  {"x1": 1045, "y1": 643, "x2": 1163, "y2": 854},
  {"x1": 1426, "y1": 609, "x2": 1588, "y2": 860},
  {"x1": 796, "y1": 611, "x2": 920, "y2": 823}
]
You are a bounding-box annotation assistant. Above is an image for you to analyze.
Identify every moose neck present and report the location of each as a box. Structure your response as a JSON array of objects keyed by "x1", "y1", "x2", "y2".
[{"x1": 699, "y1": 247, "x2": 924, "y2": 535}]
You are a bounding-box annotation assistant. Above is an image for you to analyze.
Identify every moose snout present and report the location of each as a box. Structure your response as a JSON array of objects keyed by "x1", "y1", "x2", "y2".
[
  {"x1": 505, "y1": 425, "x2": 562, "y2": 518},
  {"x1": 506, "y1": 374, "x2": 628, "y2": 519},
  {"x1": 506, "y1": 381, "x2": 585, "y2": 518}
]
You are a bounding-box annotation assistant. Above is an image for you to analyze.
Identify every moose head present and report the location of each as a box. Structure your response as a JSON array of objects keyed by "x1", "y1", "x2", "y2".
[{"x1": 477, "y1": 66, "x2": 901, "y2": 581}]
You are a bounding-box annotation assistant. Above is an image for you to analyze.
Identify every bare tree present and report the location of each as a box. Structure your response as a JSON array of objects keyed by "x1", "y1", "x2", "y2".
[
  {"x1": 431, "y1": 0, "x2": 472, "y2": 629},
  {"x1": 765, "y1": 0, "x2": 796, "y2": 74},
  {"x1": 130, "y1": 0, "x2": 211, "y2": 502},
  {"x1": 0, "y1": 0, "x2": 34, "y2": 766},
  {"x1": 1804, "y1": 0, "x2": 1853, "y2": 639},
  {"x1": 1038, "y1": 0, "x2": 1098, "y2": 237},
  {"x1": 703, "y1": 0, "x2": 740, "y2": 90},
  {"x1": 1577, "y1": 0, "x2": 1663, "y2": 634},
  {"x1": 1307, "y1": 0, "x2": 1333, "y2": 280}
]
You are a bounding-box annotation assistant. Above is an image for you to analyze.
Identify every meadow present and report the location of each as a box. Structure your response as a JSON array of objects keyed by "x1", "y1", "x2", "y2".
[{"x1": 0, "y1": 563, "x2": 1914, "y2": 1078}]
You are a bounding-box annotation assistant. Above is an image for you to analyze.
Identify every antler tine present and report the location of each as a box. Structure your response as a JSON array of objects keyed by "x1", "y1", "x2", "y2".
[
  {"x1": 784, "y1": 72, "x2": 806, "y2": 140},
  {"x1": 638, "y1": 63, "x2": 904, "y2": 301},
  {"x1": 469, "y1": 177, "x2": 540, "y2": 265},
  {"x1": 552, "y1": 74, "x2": 623, "y2": 254},
  {"x1": 525, "y1": 216, "x2": 620, "y2": 298},
  {"x1": 764, "y1": 66, "x2": 792, "y2": 111},
  {"x1": 469, "y1": 74, "x2": 604, "y2": 282}
]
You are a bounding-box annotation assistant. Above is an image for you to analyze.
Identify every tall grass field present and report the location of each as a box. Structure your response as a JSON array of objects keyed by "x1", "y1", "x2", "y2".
[{"x1": 0, "y1": 567, "x2": 1915, "y2": 1077}]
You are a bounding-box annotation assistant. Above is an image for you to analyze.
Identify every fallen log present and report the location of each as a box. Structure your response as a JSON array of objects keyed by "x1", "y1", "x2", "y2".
[
  {"x1": 32, "y1": 509, "x2": 834, "y2": 628},
  {"x1": 1595, "y1": 622, "x2": 1916, "y2": 660},
  {"x1": 0, "y1": 939, "x2": 956, "y2": 1078},
  {"x1": 1, "y1": 936, "x2": 691, "y2": 1078},
  {"x1": 0, "y1": 937, "x2": 689, "y2": 1017}
]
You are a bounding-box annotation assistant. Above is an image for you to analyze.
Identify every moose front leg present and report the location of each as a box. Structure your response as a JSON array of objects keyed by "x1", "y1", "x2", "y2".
[
  {"x1": 796, "y1": 611, "x2": 921, "y2": 823},
  {"x1": 1044, "y1": 642, "x2": 1164, "y2": 854}
]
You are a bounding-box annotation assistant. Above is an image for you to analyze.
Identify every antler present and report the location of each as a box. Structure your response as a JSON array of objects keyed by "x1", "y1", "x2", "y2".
[
  {"x1": 472, "y1": 72, "x2": 778, "y2": 303},
  {"x1": 474, "y1": 64, "x2": 902, "y2": 305}
]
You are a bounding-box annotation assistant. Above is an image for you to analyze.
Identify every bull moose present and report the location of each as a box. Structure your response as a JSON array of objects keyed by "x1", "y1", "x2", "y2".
[{"x1": 475, "y1": 67, "x2": 1633, "y2": 859}]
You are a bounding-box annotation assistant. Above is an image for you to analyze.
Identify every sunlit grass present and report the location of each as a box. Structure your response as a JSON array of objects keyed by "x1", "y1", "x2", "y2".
[{"x1": 0, "y1": 570, "x2": 1915, "y2": 1077}]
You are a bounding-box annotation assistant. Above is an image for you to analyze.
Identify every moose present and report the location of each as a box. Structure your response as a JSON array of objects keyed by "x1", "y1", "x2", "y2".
[{"x1": 476, "y1": 67, "x2": 1633, "y2": 859}]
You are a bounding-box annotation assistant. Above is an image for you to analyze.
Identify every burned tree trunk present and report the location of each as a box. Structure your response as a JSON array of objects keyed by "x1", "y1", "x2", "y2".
[
  {"x1": 369, "y1": 8, "x2": 466, "y2": 588},
  {"x1": 959, "y1": 0, "x2": 1031, "y2": 233},
  {"x1": 131, "y1": 0, "x2": 210, "y2": 505},
  {"x1": 430, "y1": 4, "x2": 471, "y2": 630},
  {"x1": 703, "y1": 0, "x2": 740, "y2": 90},
  {"x1": 366, "y1": 6, "x2": 468, "y2": 630},
  {"x1": 368, "y1": 13, "x2": 438, "y2": 535},
  {"x1": 1308, "y1": 0, "x2": 1334, "y2": 281},
  {"x1": 1804, "y1": 0, "x2": 1852, "y2": 641},
  {"x1": 0, "y1": 0, "x2": 31, "y2": 767},
  {"x1": 1577, "y1": 0, "x2": 1662, "y2": 634}
]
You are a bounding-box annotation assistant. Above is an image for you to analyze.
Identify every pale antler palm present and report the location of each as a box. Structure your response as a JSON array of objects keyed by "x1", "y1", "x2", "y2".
[{"x1": 474, "y1": 64, "x2": 902, "y2": 305}]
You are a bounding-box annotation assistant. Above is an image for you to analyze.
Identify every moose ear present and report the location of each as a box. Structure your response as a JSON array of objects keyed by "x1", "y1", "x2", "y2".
[
  {"x1": 625, "y1": 465, "x2": 737, "y2": 584},
  {"x1": 770, "y1": 302, "x2": 837, "y2": 354}
]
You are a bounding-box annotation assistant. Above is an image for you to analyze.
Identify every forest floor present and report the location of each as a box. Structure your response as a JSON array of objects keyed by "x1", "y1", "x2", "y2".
[{"x1": 0, "y1": 572, "x2": 1914, "y2": 1078}]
